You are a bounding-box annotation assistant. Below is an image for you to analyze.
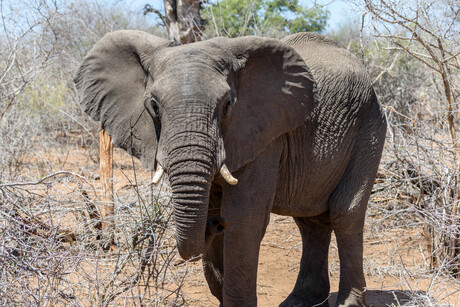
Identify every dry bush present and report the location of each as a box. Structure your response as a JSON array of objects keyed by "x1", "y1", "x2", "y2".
[
  {"x1": 327, "y1": 3, "x2": 460, "y2": 302},
  {"x1": 0, "y1": 0, "x2": 94, "y2": 179},
  {"x1": 0, "y1": 1, "x2": 187, "y2": 305},
  {"x1": 0, "y1": 171, "x2": 188, "y2": 306},
  {"x1": 330, "y1": 0, "x2": 459, "y2": 283},
  {"x1": 363, "y1": 0, "x2": 460, "y2": 278}
]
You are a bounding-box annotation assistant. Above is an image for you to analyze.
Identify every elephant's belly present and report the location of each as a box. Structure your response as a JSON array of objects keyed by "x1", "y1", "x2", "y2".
[
  {"x1": 271, "y1": 176, "x2": 332, "y2": 217},
  {"x1": 271, "y1": 145, "x2": 351, "y2": 217}
]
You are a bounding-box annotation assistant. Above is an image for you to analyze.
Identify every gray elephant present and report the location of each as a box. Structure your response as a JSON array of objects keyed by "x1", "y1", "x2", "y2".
[{"x1": 74, "y1": 30, "x2": 386, "y2": 307}]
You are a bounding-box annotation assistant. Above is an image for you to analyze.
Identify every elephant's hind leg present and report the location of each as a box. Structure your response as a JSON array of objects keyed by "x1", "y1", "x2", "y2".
[
  {"x1": 280, "y1": 212, "x2": 332, "y2": 307},
  {"x1": 329, "y1": 170, "x2": 371, "y2": 307},
  {"x1": 329, "y1": 116, "x2": 385, "y2": 307}
]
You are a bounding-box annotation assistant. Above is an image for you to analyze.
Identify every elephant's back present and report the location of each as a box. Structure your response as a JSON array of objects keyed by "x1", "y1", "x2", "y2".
[
  {"x1": 282, "y1": 32, "x2": 373, "y2": 110},
  {"x1": 282, "y1": 32, "x2": 367, "y2": 79},
  {"x1": 283, "y1": 32, "x2": 342, "y2": 49}
]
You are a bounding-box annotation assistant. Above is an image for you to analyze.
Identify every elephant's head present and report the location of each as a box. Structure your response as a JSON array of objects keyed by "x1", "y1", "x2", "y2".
[{"x1": 74, "y1": 30, "x2": 316, "y2": 260}]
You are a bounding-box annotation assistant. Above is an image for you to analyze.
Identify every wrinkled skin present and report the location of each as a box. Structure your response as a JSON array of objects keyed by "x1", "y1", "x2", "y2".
[{"x1": 75, "y1": 31, "x2": 386, "y2": 307}]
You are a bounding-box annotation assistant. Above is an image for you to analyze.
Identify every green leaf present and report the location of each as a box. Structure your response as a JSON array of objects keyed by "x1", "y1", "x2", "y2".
[{"x1": 202, "y1": 0, "x2": 329, "y2": 37}]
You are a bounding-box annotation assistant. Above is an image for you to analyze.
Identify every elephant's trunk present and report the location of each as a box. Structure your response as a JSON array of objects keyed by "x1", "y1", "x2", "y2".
[{"x1": 167, "y1": 136, "x2": 217, "y2": 261}]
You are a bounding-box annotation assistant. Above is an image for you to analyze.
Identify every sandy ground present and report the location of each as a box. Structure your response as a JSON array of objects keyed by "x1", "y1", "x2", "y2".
[{"x1": 180, "y1": 214, "x2": 460, "y2": 306}]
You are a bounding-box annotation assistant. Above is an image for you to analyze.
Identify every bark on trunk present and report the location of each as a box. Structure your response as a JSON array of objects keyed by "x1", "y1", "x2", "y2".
[{"x1": 163, "y1": 0, "x2": 206, "y2": 44}]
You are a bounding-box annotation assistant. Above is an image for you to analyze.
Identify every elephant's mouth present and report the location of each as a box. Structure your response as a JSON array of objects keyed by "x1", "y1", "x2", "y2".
[
  {"x1": 151, "y1": 162, "x2": 238, "y2": 186},
  {"x1": 205, "y1": 216, "x2": 227, "y2": 244}
]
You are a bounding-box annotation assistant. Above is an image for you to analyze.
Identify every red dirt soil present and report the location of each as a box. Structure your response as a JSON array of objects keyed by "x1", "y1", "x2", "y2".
[{"x1": 181, "y1": 215, "x2": 459, "y2": 306}]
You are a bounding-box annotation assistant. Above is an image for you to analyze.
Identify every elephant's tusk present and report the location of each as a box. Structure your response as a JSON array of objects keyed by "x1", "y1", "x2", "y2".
[
  {"x1": 151, "y1": 164, "x2": 164, "y2": 185},
  {"x1": 220, "y1": 164, "x2": 238, "y2": 185}
]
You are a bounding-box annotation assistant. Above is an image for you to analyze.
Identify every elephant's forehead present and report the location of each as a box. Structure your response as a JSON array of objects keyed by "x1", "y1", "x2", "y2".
[
  {"x1": 153, "y1": 61, "x2": 227, "y2": 88},
  {"x1": 155, "y1": 45, "x2": 217, "y2": 67},
  {"x1": 152, "y1": 71, "x2": 230, "y2": 103},
  {"x1": 151, "y1": 48, "x2": 227, "y2": 85},
  {"x1": 152, "y1": 44, "x2": 231, "y2": 76}
]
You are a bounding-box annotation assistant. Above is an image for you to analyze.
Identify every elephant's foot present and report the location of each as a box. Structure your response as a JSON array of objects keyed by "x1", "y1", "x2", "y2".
[
  {"x1": 279, "y1": 293, "x2": 330, "y2": 307},
  {"x1": 335, "y1": 288, "x2": 366, "y2": 307}
]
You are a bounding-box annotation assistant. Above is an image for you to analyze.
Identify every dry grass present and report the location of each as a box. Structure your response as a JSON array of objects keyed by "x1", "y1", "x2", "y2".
[{"x1": 0, "y1": 163, "x2": 188, "y2": 306}]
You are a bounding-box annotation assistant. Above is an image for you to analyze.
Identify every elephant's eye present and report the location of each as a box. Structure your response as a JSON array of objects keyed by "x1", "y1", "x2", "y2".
[
  {"x1": 222, "y1": 96, "x2": 235, "y2": 120},
  {"x1": 147, "y1": 95, "x2": 161, "y2": 140},
  {"x1": 150, "y1": 96, "x2": 160, "y2": 118}
]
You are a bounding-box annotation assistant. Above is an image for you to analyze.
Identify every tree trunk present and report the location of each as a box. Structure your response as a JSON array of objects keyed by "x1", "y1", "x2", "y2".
[
  {"x1": 99, "y1": 128, "x2": 115, "y2": 250},
  {"x1": 163, "y1": 0, "x2": 206, "y2": 43}
]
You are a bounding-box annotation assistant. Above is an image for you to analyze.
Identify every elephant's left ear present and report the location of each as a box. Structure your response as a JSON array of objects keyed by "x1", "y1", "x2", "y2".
[{"x1": 218, "y1": 36, "x2": 317, "y2": 171}]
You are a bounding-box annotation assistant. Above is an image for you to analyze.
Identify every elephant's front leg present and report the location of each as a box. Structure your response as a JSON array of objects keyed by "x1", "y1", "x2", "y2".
[{"x1": 220, "y1": 146, "x2": 281, "y2": 307}]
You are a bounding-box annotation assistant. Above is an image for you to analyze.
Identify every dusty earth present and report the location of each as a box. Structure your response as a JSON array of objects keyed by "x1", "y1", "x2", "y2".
[{"x1": 180, "y1": 213, "x2": 459, "y2": 306}]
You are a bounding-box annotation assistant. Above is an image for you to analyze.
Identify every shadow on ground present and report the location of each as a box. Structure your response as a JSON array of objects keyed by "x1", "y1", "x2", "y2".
[{"x1": 328, "y1": 290, "x2": 424, "y2": 306}]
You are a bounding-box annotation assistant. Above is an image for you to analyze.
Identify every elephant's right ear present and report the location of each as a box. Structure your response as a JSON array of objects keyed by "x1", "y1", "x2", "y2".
[{"x1": 74, "y1": 30, "x2": 173, "y2": 171}]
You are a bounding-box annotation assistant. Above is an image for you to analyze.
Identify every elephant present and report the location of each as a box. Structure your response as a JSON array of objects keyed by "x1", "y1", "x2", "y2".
[{"x1": 74, "y1": 30, "x2": 386, "y2": 307}]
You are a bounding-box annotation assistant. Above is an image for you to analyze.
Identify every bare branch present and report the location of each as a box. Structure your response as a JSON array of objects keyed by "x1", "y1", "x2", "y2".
[{"x1": 143, "y1": 4, "x2": 166, "y2": 26}]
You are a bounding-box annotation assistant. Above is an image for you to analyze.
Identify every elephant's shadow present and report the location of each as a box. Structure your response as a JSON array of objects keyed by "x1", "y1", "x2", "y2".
[{"x1": 328, "y1": 290, "x2": 428, "y2": 306}]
